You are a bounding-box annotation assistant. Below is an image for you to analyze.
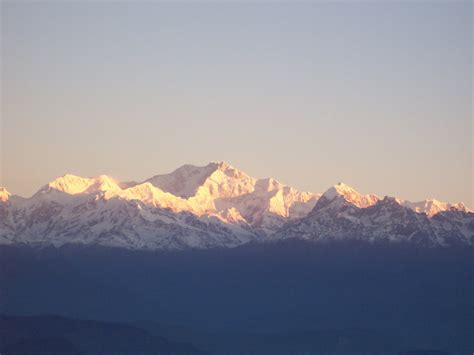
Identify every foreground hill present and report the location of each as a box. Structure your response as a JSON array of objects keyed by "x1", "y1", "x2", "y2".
[{"x1": 0, "y1": 314, "x2": 205, "y2": 355}]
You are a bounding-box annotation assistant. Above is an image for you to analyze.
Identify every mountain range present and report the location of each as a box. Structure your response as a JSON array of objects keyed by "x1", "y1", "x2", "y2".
[{"x1": 0, "y1": 161, "x2": 472, "y2": 249}]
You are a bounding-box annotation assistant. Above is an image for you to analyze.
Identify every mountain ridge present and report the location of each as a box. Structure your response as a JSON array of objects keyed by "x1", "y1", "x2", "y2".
[{"x1": 0, "y1": 162, "x2": 472, "y2": 249}]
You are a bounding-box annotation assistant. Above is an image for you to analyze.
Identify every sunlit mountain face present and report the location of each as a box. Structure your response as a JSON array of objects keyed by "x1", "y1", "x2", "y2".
[{"x1": 0, "y1": 162, "x2": 472, "y2": 250}]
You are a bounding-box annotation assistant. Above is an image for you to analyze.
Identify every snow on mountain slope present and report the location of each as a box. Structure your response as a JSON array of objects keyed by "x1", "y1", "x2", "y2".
[
  {"x1": 0, "y1": 187, "x2": 16, "y2": 244},
  {"x1": 429, "y1": 209, "x2": 474, "y2": 245},
  {"x1": 0, "y1": 187, "x2": 10, "y2": 203},
  {"x1": 401, "y1": 199, "x2": 470, "y2": 217},
  {"x1": 114, "y1": 182, "x2": 190, "y2": 212},
  {"x1": 4, "y1": 188, "x2": 256, "y2": 250},
  {"x1": 310, "y1": 182, "x2": 468, "y2": 218},
  {"x1": 0, "y1": 163, "x2": 471, "y2": 249},
  {"x1": 0, "y1": 162, "x2": 318, "y2": 249},
  {"x1": 38, "y1": 174, "x2": 121, "y2": 195},
  {"x1": 145, "y1": 162, "x2": 319, "y2": 231},
  {"x1": 256, "y1": 178, "x2": 319, "y2": 218},
  {"x1": 273, "y1": 186, "x2": 473, "y2": 247},
  {"x1": 213, "y1": 177, "x2": 320, "y2": 232},
  {"x1": 146, "y1": 162, "x2": 255, "y2": 200},
  {"x1": 186, "y1": 162, "x2": 257, "y2": 214},
  {"x1": 317, "y1": 182, "x2": 379, "y2": 209}
]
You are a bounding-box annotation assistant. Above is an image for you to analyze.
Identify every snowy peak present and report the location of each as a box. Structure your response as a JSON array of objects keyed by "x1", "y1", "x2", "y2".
[
  {"x1": 373, "y1": 196, "x2": 410, "y2": 213},
  {"x1": 275, "y1": 192, "x2": 473, "y2": 247},
  {"x1": 145, "y1": 161, "x2": 257, "y2": 217},
  {"x1": 402, "y1": 198, "x2": 470, "y2": 217},
  {"x1": 1, "y1": 162, "x2": 472, "y2": 250},
  {"x1": 319, "y1": 182, "x2": 379, "y2": 208},
  {"x1": 144, "y1": 162, "x2": 320, "y2": 231},
  {"x1": 199, "y1": 161, "x2": 256, "y2": 199},
  {"x1": 321, "y1": 182, "x2": 354, "y2": 199},
  {"x1": 211, "y1": 160, "x2": 233, "y2": 172},
  {"x1": 20, "y1": 163, "x2": 318, "y2": 234},
  {"x1": 38, "y1": 174, "x2": 120, "y2": 196},
  {"x1": 145, "y1": 163, "x2": 214, "y2": 198},
  {"x1": 255, "y1": 178, "x2": 284, "y2": 192},
  {"x1": 0, "y1": 187, "x2": 10, "y2": 202},
  {"x1": 146, "y1": 161, "x2": 253, "y2": 199}
]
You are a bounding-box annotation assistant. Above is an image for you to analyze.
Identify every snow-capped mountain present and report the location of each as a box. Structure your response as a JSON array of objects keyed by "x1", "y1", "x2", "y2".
[
  {"x1": 0, "y1": 162, "x2": 472, "y2": 249},
  {"x1": 401, "y1": 199, "x2": 470, "y2": 218},
  {"x1": 273, "y1": 184, "x2": 473, "y2": 247},
  {"x1": 0, "y1": 162, "x2": 318, "y2": 249},
  {"x1": 0, "y1": 187, "x2": 16, "y2": 243},
  {"x1": 319, "y1": 182, "x2": 379, "y2": 208},
  {"x1": 0, "y1": 187, "x2": 11, "y2": 203},
  {"x1": 145, "y1": 161, "x2": 319, "y2": 230},
  {"x1": 1, "y1": 186, "x2": 255, "y2": 250}
]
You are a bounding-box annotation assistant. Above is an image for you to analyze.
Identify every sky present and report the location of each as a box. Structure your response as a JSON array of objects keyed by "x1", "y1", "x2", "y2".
[{"x1": 1, "y1": 1, "x2": 472, "y2": 206}]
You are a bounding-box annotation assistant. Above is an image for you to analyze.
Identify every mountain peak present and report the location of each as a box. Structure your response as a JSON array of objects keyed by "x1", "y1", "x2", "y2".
[
  {"x1": 39, "y1": 174, "x2": 120, "y2": 195},
  {"x1": 146, "y1": 162, "x2": 244, "y2": 199},
  {"x1": 255, "y1": 177, "x2": 284, "y2": 192},
  {"x1": 2, "y1": 162, "x2": 473, "y2": 249},
  {"x1": 401, "y1": 198, "x2": 470, "y2": 217},
  {"x1": 320, "y1": 182, "x2": 379, "y2": 208},
  {"x1": 322, "y1": 182, "x2": 356, "y2": 200},
  {"x1": 0, "y1": 187, "x2": 10, "y2": 202},
  {"x1": 333, "y1": 181, "x2": 356, "y2": 194},
  {"x1": 381, "y1": 195, "x2": 403, "y2": 206},
  {"x1": 210, "y1": 161, "x2": 233, "y2": 170}
]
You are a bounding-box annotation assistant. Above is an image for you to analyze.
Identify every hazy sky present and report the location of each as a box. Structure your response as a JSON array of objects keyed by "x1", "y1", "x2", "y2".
[{"x1": 1, "y1": 1, "x2": 472, "y2": 206}]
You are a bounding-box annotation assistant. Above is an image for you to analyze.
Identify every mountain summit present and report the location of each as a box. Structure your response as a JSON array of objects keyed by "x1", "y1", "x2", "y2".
[
  {"x1": 318, "y1": 182, "x2": 379, "y2": 209},
  {"x1": 0, "y1": 187, "x2": 10, "y2": 203},
  {"x1": 145, "y1": 161, "x2": 318, "y2": 228},
  {"x1": 146, "y1": 161, "x2": 252, "y2": 199},
  {"x1": 0, "y1": 162, "x2": 472, "y2": 249},
  {"x1": 37, "y1": 174, "x2": 121, "y2": 196}
]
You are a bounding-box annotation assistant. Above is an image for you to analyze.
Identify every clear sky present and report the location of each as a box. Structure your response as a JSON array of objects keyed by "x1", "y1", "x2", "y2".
[{"x1": 1, "y1": 1, "x2": 472, "y2": 206}]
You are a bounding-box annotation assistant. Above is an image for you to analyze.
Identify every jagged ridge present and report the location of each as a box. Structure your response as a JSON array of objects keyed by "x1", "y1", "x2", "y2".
[{"x1": 0, "y1": 162, "x2": 471, "y2": 249}]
